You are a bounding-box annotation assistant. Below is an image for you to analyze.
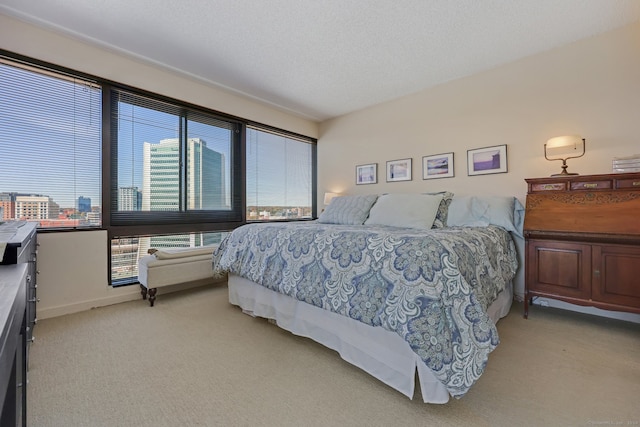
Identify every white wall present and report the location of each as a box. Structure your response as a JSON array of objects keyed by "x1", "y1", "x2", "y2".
[
  {"x1": 319, "y1": 22, "x2": 640, "y2": 199},
  {"x1": 0, "y1": 13, "x2": 318, "y2": 319},
  {"x1": 318, "y1": 22, "x2": 640, "y2": 322}
]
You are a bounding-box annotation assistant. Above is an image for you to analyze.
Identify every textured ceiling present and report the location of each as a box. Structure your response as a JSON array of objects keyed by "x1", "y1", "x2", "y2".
[{"x1": 1, "y1": 0, "x2": 640, "y2": 121}]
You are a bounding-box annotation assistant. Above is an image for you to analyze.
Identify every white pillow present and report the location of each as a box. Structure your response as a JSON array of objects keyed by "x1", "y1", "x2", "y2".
[
  {"x1": 446, "y1": 195, "x2": 525, "y2": 238},
  {"x1": 447, "y1": 196, "x2": 490, "y2": 227},
  {"x1": 364, "y1": 193, "x2": 443, "y2": 230}
]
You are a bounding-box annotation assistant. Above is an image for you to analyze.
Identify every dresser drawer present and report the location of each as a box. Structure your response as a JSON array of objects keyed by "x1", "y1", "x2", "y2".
[
  {"x1": 570, "y1": 180, "x2": 612, "y2": 190},
  {"x1": 530, "y1": 182, "x2": 567, "y2": 192},
  {"x1": 616, "y1": 177, "x2": 640, "y2": 190}
]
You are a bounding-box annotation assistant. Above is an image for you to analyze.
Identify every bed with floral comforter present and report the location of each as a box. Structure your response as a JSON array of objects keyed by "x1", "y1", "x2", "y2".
[{"x1": 214, "y1": 220, "x2": 518, "y2": 398}]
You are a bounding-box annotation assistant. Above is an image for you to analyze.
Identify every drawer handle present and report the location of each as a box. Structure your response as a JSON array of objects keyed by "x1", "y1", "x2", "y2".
[
  {"x1": 542, "y1": 184, "x2": 556, "y2": 190},
  {"x1": 583, "y1": 183, "x2": 598, "y2": 188},
  {"x1": 633, "y1": 181, "x2": 640, "y2": 187}
]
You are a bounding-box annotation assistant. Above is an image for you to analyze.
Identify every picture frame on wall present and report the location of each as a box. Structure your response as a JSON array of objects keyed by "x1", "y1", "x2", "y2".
[
  {"x1": 422, "y1": 152, "x2": 454, "y2": 179},
  {"x1": 386, "y1": 158, "x2": 412, "y2": 182},
  {"x1": 356, "y1": 163, "x2": 378, "y2": 185},
  {"x1": 467, "y1": 144, "x2": 508, "y2": 176}
]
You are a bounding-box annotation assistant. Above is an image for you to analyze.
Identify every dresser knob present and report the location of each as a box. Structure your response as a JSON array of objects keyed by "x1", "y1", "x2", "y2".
[{"x1": 593, "y1": 269, "x2": 600, "y2": 277}]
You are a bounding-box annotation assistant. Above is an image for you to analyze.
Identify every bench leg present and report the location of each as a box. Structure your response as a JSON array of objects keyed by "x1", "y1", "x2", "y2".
[
  {"x1": 148, "y1": 288, "x2": 157, "y2": 307},
  {"x1": 140, "y1": 284, "x2": 147, "y2": 300}
]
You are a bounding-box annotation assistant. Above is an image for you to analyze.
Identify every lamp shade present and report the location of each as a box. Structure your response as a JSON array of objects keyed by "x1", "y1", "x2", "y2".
[
  {"x1": 323, "y1": 192, "x2": 338, "y2": 205},
  {"x1": 545, "y1": 135, "x2": 583, "y2": 149}
]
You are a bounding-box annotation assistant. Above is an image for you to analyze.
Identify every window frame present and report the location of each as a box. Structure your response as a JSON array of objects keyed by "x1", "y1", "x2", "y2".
[{"x1": 104, "y1": 85, "x2": 245, "y2": 234}]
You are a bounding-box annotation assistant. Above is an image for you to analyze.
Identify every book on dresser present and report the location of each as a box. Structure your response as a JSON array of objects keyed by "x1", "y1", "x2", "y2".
[{"x1": 523, "y1": 172, "x2": 640, "y2": 318}]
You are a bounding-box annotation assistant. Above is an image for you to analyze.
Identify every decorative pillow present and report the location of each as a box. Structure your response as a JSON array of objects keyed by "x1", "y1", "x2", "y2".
[
  {"x1": 317, "y1": 194, "x2": 378, "y2": 225},
  {"x1": 154, "y1": 246, "x2": 217, "y2": 260},
  {"x1": 364, "y1": 193, "x2": 443, "y2": 230},
  {"x1": 424, "y1": 191, "x2": 454, "y2": 228}
]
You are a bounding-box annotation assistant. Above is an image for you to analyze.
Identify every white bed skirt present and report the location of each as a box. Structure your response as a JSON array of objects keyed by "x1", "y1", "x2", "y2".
[{"x1": 227, "y1": 273, "x2": 513, "y2": 403}]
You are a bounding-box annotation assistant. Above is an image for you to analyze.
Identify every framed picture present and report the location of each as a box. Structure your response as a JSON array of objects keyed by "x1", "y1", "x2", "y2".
[
  {"x1": 386, "y1": 158, "x2": 412, "y2": 182},
  {"x1": 422, "y1": 152, "x2": 454, "y2": 179},
  {"x1": 356, "y1": 163, "x2": 377, "y2": 185},
  {"x1": 467, "y1": 144, "x2": 508, "y2": 176}
]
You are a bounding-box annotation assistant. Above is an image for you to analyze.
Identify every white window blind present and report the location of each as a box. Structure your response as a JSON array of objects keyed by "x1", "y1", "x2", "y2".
[
  {"x1": 246, "y1": 126, "x2": 314, "y2": 221},
  {"x1": 0, "y1": 57, "x2": 102, "y2": 228}
]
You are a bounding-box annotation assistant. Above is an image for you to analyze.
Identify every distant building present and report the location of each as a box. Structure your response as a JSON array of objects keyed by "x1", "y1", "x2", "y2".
[
  {"x1": 77, "y1": 196, "x2": 91, "y2": 213},
  {"x1": 0, "y1": 192, "x2": 14, "y2": 220},
  {"x1": 118, "y1": 186, "x2": 142, "y2": 211},
  {"x1": 86, "y1": 211, "x2": 101, "y2": 226},
  {"x1": 15, "y1": 195, "x2": 59, "y2": 220}
]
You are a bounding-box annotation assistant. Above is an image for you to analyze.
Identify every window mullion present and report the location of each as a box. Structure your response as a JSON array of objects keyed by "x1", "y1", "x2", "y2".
[{"x1": 180, "y1": 114, "x2": 186, "y2": 212}]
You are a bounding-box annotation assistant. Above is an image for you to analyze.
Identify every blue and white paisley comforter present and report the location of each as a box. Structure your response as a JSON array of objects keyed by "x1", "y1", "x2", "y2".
[{"x1": 214, "y1": 221, "x2": 518, "y2": 397}]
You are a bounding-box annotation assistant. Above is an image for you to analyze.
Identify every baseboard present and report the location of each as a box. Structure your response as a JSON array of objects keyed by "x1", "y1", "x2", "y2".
[
  {"x1": 37, "y1": 279, "x2": 227, "y2": 320},
  {"x1": 38, "y1": 291, "x2": 141, "y2": 320}
]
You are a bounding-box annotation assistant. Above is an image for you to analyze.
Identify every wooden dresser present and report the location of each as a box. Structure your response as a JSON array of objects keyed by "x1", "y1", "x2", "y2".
[
  {"x1": 523, "y1": 172, "x2": 640, "y2": 318},
  {"x1": 1, "y1": 222, "x2": 37, "y2": 352}
]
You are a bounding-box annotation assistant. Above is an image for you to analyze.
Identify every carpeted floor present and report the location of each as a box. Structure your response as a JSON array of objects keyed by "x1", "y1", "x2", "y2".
[{"x1": 27, "y1": 284, "x2": 640, "y2": 427}]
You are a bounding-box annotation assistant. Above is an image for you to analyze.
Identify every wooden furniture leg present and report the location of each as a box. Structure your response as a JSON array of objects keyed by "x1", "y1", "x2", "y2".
[
  {"x1": 140, "y1": 284, "x2": 147, "y2": 300},
  {"x1": 148, "y1": 288, "x2": 157, "y2": 307}
]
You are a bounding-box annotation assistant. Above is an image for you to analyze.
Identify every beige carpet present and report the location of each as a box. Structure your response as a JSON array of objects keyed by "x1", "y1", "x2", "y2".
[{"x1": 27, "y1": 284, "x2": 640, "y2": 427}]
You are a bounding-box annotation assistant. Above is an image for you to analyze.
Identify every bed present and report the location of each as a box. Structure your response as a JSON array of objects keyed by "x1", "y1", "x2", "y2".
[{"x1": 213, "y1": 192, "x2": 524, "y2": 403}]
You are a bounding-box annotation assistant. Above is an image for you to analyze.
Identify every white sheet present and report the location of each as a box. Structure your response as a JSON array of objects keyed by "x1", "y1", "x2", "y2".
[{"x1": 228, "y1": 273, "x2": 513, "y2": 403}]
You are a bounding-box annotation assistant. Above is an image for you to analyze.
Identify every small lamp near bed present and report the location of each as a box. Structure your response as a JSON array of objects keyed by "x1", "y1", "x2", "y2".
[
  {"x1": 323, "y1": 192, "x2": 338, "y2": 205},
  {"x1": 544, "y1": 135, "x2": 586, "y2": 176}
]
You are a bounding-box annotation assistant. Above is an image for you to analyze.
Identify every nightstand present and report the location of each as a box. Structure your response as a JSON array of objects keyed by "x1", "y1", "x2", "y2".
[{"x1": 523, "y1": 172, "x2": 640, "y2": 318}]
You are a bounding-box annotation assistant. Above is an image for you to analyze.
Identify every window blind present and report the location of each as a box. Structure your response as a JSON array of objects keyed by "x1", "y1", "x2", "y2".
[
  {"x1": 0, "y1": 57, "x2": 102, "y2": 228},
  {"x1": 246, "y1": 126, "x2": 315, "y2": 221}
]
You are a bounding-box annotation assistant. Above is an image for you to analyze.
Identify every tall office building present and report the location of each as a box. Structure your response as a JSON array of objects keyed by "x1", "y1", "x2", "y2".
[
  {"x1": 137, "y1": 137, "x2": 225, "y2": 256},
  {"x1": 141, "y1": 137, "x2": 225, "y2": 211}
]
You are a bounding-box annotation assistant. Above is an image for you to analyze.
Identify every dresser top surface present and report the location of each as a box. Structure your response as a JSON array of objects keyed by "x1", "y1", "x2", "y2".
[{"x1": 526, "y1": 172, "x2": 640, "y2": 184}]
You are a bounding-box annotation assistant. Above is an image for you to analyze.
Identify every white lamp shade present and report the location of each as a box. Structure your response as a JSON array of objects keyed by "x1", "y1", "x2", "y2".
[
  {"x1": 546, "y1": 135, "x2": 583, "y2": 149},
  {"x1": 323, "y1": 192, "x2": 338, "y2": 205}
]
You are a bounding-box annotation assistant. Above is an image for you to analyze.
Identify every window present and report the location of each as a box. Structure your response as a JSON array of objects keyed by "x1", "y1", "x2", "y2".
[
  {"x1": 0, "y1": 57, "x2": 102, "y2": 228},
  {"x1": 107, "y1": 88, "x2": 244, "y2": 285},
  {"x1": 109, "y1": 89, "x2": 242, "y2": 227},
  {"x1": 246, "y1": 126, "x2": 316, "y2": 221}
]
